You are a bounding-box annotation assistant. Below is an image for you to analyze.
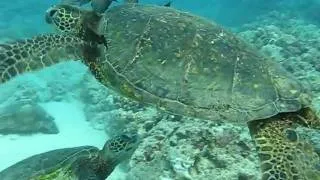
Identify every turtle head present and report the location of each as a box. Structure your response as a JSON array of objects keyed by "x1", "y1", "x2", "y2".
[
  {"x1": 100, "y1": 133, "x2": 140, "y2": 164},
  {"x1": 45, "y1": 4, "x2": 83, "y2": 34},
  {"x1": 45, "y1": 4, "x2": 106, "y2": 45}
]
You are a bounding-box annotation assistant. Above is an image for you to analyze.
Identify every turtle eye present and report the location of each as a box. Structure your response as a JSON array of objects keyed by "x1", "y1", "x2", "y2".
[
  {"x1": 48, "y1": 9, "x2": 58, "y2": 18},
  {"x1": 45, "y1": 8, "x2": 58, "y2": 24},
  {"x1": 285, "y1": 129, "x2": 298, "y2": 142}
]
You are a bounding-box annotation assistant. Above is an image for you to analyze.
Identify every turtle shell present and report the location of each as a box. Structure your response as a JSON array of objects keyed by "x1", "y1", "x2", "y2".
[
  {"x1": 0, "y1": 146, "x2": 99, "y2": 179},
  {"x1": 97, "y1": 4, "x2": 310, "y2": 124}
]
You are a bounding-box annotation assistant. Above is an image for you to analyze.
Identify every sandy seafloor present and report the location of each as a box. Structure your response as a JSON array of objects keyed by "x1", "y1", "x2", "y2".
[{"x1": 1, "y1": 0, "x2": 320, "y2": 180}]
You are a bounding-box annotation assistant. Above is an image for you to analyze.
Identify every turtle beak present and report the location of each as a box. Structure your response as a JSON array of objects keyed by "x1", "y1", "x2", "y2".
[{"x1": 45, "y1": 6, "x2": 58, "y2": 24}]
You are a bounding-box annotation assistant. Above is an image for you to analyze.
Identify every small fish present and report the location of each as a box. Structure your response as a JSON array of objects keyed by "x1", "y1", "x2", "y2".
[
  {"x1": 60, "y1": 0, "x2": 92, "y2": 6},
  {"x1": 91, "y1": 0, "x2": 117, "y2": 13}
]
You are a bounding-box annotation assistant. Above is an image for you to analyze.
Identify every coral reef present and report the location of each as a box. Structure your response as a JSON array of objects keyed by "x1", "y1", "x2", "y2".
[{"x1": 126, "y1": 118, "x2": 259, "y2": 180}]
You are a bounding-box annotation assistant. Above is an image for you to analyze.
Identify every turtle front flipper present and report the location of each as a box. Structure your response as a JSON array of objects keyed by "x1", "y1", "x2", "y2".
[
  {"x1": 0, "y1": 34, "x2": 89, "y2": 84},
  {"x1": 249, "y1": 107, "x2": 320, "y2": 180}
]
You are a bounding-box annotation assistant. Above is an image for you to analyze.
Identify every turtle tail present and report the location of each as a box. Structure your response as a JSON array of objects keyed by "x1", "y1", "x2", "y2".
[
  {"x1": 249, "y1": 107, "x2": 320, "y2": 180},
  {"x1": 0, "y1": 34, "x2": 90, "y2": 84}
]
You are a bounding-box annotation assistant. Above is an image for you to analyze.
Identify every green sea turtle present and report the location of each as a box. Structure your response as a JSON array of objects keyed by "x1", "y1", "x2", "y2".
[
  {"x1": 0, "y1": 3, "x2": 320, "y2": 180},
  {"x1": 0, "y1": 133, "x2": 139, "y2": 180}
]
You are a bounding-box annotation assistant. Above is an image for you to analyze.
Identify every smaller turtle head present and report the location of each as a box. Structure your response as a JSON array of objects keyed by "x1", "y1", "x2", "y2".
[{"x1": 101, "y1": 132, "x2": 140, "y2": 164}]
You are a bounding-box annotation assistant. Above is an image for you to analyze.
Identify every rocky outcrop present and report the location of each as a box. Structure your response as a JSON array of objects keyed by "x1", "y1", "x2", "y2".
[{"x1": 0, "y1": 101, "x2": 58, "y2": 134}]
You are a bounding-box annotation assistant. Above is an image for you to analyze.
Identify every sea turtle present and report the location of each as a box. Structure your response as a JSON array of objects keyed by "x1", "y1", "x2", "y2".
[
  {"x1": 0, "y1": 3, "x2": 319, "y2": 180},
  {"x1": 0, "y1": 133, "x2": 139, "y2": 180}
]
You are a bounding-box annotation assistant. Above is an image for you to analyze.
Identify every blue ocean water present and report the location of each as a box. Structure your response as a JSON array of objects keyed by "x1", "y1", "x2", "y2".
[{"x1": 0, "y1": 0, "x2": 320, "y2": 180}]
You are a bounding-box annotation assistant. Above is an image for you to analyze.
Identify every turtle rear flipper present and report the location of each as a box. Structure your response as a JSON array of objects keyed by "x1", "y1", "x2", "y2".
[
  {"x1": 0, "y1": 34, "x2": 89, "y2": 84},
  {"x1": 249, "y1": 108, "x2": 320, "y2": 180}
]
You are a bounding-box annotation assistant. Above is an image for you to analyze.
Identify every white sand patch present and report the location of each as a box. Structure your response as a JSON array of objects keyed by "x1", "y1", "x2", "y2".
[{"x1": 0, "y1": 100, "x2": 125, "y2": 179}]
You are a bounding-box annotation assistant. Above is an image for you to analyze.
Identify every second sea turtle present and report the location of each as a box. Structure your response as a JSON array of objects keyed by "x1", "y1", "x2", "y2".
[{"x1": 0, "y1": 133, "x2": 139, "y2": 180}]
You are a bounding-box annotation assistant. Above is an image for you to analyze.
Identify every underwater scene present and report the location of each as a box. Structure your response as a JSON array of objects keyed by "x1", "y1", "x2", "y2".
[{"x1": 0, "y1": 0, "x2": 320, "y2": 179}]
